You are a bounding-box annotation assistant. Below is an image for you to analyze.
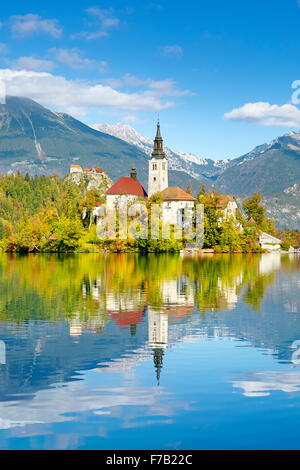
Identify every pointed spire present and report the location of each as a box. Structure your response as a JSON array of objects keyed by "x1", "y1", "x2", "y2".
[
  {"x1": 151, "y1": 119, "x2": 166, "y2": 159},
  {"x1": 156, "y1": 120, "x2": 162, "y2": 139},
  {"x1": 153, "y1": 347, "x2": 164, "y2": 385}
]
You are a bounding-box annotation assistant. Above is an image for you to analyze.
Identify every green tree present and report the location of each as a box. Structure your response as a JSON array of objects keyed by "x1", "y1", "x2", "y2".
[
  {"x1": 47, "y1": 217, "x2": 83, "y2": 252},
  {"x1": 242, "y1": 194, "x2": 266, "y2": 225}
]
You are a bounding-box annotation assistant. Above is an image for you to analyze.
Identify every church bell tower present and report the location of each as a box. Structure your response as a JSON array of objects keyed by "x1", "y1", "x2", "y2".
[{"x1": 148, "y1": 121, "x2": 168, "y2": 196}]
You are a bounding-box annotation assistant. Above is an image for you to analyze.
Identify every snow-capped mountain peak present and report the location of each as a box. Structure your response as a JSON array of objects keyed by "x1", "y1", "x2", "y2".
[{"x1": 92, "y1": 123, "x2": 153, "y2": 150}]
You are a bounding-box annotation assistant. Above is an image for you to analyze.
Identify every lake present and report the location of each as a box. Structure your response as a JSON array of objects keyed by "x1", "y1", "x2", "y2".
[{"x1": 0, "y1": 252, "x2": 300, "y2": 450}]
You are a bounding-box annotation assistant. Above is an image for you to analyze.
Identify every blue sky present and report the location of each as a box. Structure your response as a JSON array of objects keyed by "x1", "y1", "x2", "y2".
[{"x1": 1, "y1": 0, "x2": 300, "y2": 159}]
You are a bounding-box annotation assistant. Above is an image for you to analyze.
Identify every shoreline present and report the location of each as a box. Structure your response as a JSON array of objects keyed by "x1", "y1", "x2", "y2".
[{"x1": 1, "y1": 248, "x2": 295, "y2": 255}]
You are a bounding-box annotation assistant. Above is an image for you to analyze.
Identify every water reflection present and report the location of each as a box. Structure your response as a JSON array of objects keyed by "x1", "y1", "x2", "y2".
[
  {"x1": 0, "y1": 252, "x2": 300, "y2": 448},
  {"x1": 232, "y1": 371, "x2": 300, "y2": 397}
]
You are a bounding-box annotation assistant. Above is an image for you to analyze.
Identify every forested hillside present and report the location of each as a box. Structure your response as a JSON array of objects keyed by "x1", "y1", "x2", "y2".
[{"x1": 0, "y1": 173, "x2": 97, "y2": 252}]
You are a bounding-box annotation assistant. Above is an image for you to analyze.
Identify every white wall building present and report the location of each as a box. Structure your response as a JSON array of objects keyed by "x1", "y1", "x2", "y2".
[
  {"x1": 159, "y1": 186, "x2": 196, "y2": 228},
  {"x1": 148, "y1": 308, "x2": 169, "y2": 348},
  {"x1": 160, "y1": 277, "x2": 195, "y2": 308},
  {"x1": 105, "y1": 168, "x2": 148, "y2": 211},
  {"x1": 259, "y1": 231, "x2": 282, "y2": 251}
]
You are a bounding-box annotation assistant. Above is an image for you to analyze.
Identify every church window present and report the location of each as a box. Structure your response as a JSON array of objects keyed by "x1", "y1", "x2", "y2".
[{"x1": 162, "y1": 163, "x2": 166, "y2": 170}]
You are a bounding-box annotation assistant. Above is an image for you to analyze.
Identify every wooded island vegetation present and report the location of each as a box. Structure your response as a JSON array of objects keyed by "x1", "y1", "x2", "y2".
[{"x1": 0, "y1": 173, "x2": 297, "y2": 253}]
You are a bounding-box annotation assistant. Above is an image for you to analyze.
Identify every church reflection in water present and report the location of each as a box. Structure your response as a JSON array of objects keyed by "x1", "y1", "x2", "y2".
[{"x1": 0, "y1": 252, "x2": 300, "y2": 398}]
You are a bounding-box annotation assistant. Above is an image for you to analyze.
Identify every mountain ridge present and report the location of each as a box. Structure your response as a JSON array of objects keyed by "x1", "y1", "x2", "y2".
[
  {"x1": 91, "y1": 122, "x2": 230, "y2": 182},
  {"x1": 1, "y1": 96, "x2": 300, "y2": 228},
  {"x1": 0, "y1": 96, "x2": 206, "y2": 189}
]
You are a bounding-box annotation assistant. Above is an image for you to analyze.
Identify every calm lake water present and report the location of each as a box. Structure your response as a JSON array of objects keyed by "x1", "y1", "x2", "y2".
[{"x1": 1, "y1": 252, "x2": 300, "y2": 450}]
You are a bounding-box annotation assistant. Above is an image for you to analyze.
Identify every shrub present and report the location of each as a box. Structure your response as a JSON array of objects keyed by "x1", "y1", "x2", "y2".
[{"x1": 281, "y1": 241, "x2": 290, "y2": 252}]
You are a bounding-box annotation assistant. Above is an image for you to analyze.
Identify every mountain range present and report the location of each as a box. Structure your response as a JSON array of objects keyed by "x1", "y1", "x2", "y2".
[
  {"x1": 92, "y1": 123, "x2": 300, "y2": 229},
  {"x1": 1, "y1": 96, "x2": 300, "y2": 228},
  {"x1": 0, "y1": 96, "x2": 206, "y2": 189},
  {"x1": 91, "y1": 122, "x2": 230, "y2": 182}
]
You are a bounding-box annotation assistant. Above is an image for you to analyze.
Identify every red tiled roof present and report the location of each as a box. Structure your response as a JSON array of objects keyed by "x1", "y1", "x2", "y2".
[
  {"x1": 106, "y1": 177, "x2": 147, "y2": 197},
  {"x1": 160, "y1": 186, "x2": 196, "y2": 201},
  {"x1": 167, "y1": 306, "x2": 194, "y2": 317},
  {"x1": 95, "y1": 167, "x2": 108, "y2": 175},
  {"x1": 70, "y1": 164, "x2": 82, "y2": 168},
  {"x1": 213, "y1": 194, "x2": 236, "y2": 209},
  {"x1": 110, "y1": 310, "x2": 143, "y2": 326}
]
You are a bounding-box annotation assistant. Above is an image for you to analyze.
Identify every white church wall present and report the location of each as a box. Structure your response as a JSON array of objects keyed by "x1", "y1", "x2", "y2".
[
  {"x1": 162, "y1": 200, "x2": 195, "y2": 227},
  {"x1": 106, "y1": 194, "x2": 138, "y2": 211},
  {"x1": 148, "y1": 158, "x2": 168, "y2": 196}
]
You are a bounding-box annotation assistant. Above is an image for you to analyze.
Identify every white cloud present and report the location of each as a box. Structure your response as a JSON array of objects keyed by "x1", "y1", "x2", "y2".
[
  {"x1": 71, "y1": 6, "x2": 121, "y2": 41},
  {"x1": 0, "y1": 43, "x2": 8, "y2": 55},
  {"x1": 224, "y1": 101, "x2": 300, "y2": 127},
  {"x1": 146, "y1": 78, "x2": 191, "y2": 97},
  {"x1": 105, "y1": 74, "x2": 192, "y2": 97},
  {"x1": 10, "y1": 14, "x2": 63, "y2": 39},
  {"x1": 86, "y1": 6, "x2": 120, "y2": 29},
  {"x1": 0, "y1": 69, "x2": 175, "y2": 116},
  {"x1": 105, "y1": 74, "x2": 145, "y2": 88},
  {"x1": 122, "y1": 113, "x2": 138, "y2": 123},
  {"x1": 232, "y1": 371, "x2": 300, "y2": 397},
  {"x1": 161, "y1": 45, "x2": 183, "y2": 58},
  {"x1": 0, "y1": 360, "x2": 175, "y2": 435},
  {"x1": 70, "y1": 31, "x2": 108, "y2": 41},
  {"x1": 49, "y1": 48, "x2": 108, "y2": 72},
  {"x1": 102, "y1": 17, "x2": 120, "y2": 28},
  {"x1": 98, "y1": 61, "x2": 108, "y2": 73},
  {"x1": 11, "y1": 56, "x2": 55, "y2": 72}
]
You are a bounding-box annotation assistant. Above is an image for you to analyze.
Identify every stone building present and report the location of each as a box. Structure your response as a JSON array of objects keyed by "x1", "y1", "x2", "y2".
[{"x1": 69, "y1": 164, "x2": 110, "y2": 190}]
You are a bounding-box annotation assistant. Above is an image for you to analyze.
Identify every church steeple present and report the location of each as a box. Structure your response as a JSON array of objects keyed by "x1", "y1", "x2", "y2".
[
  {"x1": 153, "y1": 347, "x2": 164, "y2": 385},
  {"x1": 148, "y1": 120, "x2": 168, "y2": 196},
  {"x1": 151, "y1": 120, "x2": 166, "y2": 159}
]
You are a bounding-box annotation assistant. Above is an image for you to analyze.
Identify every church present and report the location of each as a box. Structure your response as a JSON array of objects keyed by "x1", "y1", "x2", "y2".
[
  {"x1": 70, "y1": 121, "x2": 241, "y2": 236},
  {"x1": 104, "y1": 121, "x2": 197, "y2": 226}
]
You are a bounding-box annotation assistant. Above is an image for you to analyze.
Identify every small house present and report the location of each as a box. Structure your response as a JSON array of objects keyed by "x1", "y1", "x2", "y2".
[
  {"x1": 159, "y1": 186, "x2": 196, "y2": 227},
  {"x1": 259, "y1": 231, "x2": 282, "y2": 251}
]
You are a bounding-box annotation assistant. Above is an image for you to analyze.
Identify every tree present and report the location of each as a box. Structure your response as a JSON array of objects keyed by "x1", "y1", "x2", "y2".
[
  {"x1": 242, "y1": 193, "x2": 275, "y2": 234},
  {"x1": 242, "y1": 194, "x2": 266, "y2": 225},
  {"x1": 218, "y1": 217, "x2": 241, "y2": 251},
  {"x1": 47, "y1": 217, "x2": 83, "y2": 252}
]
